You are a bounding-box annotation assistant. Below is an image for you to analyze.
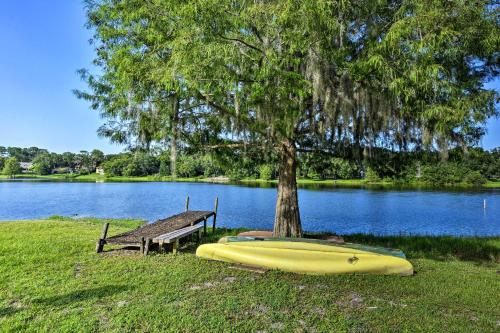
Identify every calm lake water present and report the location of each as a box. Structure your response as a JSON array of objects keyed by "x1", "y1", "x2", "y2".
[{"x1": 0, "y1": 180, "x2": 499, "y2": 236}]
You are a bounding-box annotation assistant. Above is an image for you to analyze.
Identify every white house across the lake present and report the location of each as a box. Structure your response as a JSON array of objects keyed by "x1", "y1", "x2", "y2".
[{"x1": 19, "y1": 162, "x2": 33, "y2": 172}]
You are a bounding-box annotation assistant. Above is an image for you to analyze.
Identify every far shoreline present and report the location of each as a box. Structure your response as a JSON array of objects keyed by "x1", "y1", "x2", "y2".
[{"x1": 1, "y1": 173, "x2": 499, "y2": 190}]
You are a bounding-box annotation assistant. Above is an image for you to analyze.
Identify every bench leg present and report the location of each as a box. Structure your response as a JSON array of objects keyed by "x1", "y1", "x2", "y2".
[{"x1": 172, "y1": 239, "x2": 179, "y2": 254}]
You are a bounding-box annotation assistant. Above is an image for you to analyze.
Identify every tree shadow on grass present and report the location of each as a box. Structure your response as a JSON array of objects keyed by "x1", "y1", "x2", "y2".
[
  {"x1": 344, "y1": 234, "x2": 500, "y2": 264},
  {"x1": 0, "y1": 307, "x2": 21, "y2": 317},
  {"x1": 200, "y1": 229, "x2": 499, "y2": 264},
  {"x1": 128, "y1": 227, "x2": 499, "y2": 265},
  {"x1": 34, "y1": 285, "x2": 130, "y2": 307},
  {"x1": 142, "y1": 228, "x2": 246, "y2": 255},
  {"x1": 102, "y1": 228, "x2": 243, "y2": 255}
]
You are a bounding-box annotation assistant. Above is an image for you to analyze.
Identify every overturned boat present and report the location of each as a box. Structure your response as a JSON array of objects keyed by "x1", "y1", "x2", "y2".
[{"x1": 196, "y1": 236, "x2": 413, "y2": 275}]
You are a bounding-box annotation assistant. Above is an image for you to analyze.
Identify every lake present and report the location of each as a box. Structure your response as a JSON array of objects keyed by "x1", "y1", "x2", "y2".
[{"x1": 0, "y1": 180, "x2": 499, "y2": 236}]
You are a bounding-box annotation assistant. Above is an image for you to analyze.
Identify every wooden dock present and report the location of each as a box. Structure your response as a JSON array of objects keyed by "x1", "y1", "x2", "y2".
[{"x1": 96, "y1": 196, "x2": 218, "y2": 254}]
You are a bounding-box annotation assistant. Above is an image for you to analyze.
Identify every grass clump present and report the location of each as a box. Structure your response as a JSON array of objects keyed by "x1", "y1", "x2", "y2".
[{"x1": 0, "y1": 218, "x2": 499, "y2": 332}]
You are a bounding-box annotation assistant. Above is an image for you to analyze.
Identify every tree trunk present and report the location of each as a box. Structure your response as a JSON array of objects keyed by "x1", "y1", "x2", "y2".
[
  {"x1": 273, "y1": 138, "x2": 303, "y2": 237},
  {"x1": 170, "y1": 96, "x2": 179, "y2": 179}
]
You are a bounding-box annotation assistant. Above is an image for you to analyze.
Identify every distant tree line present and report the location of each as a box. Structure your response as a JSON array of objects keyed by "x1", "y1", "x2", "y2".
[
  {"x1": 0, "y1": 145, "x2": 498, "y2": 185},
  {"x1": 0, "y1": 146, "x2": 105, "y2": 176}
]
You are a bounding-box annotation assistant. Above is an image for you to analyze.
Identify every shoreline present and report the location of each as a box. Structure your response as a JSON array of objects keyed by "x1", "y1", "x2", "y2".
[{"x1": 1, "y1": 173, "x2": 499, "y2": 189}]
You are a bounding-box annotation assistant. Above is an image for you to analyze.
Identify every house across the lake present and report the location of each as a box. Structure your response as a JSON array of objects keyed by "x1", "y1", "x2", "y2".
[
  {"x1": 20, "y1": 162, "x2": 33, "y2": 173},
  {"x1": 96, "y1": 166, "x2": 105, "y2": 175}
]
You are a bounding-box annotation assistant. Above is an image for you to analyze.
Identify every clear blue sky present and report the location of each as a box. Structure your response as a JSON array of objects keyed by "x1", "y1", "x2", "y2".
[
  {"x1": 0, "y1": 1, "x2": 123, "y2": 153},
  {"x1": 0, "y1": 1, "x2": 498, "y2": 153}
]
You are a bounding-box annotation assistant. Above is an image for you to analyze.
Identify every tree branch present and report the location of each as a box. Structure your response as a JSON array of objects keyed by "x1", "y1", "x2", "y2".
[
  {"x1": 218, "y1": 35, "x2": 265, "y2": 55},
  {"x1": 202, "y1": 142, "x2": 262, "y2": 149},
  {"x1": 194, "y1": 90, "x2": 268, "y2": 136}
]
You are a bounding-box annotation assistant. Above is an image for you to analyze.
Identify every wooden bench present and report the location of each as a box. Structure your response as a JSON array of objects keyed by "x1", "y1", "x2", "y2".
[{"x1": 152, "y1": 224, "x2": 204, "y2": 254}]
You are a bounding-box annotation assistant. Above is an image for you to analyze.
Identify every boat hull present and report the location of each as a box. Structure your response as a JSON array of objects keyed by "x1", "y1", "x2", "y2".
[{"x1": 196, "y1": 239, "x2": 413, "y2": 275}]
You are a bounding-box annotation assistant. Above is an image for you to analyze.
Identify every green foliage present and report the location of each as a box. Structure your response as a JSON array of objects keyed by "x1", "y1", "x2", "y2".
[
  {"x1": 124, "y1": 153, "x2": 160, "y2": 176},
  {"x1": 123, "y1": 162, "x2": 141, "y2": 177},
  {"x1": 225, "y1": 150, "x2": 264, "y2": 180},
  {"x1": 1, "y1": 143, "x2": 498, "y2": 187},
  {"x1": 364, "y1": 146, "x2": 499, "y2": 186},
  {"x1": 258, "y1": 164, "x2": 274, "y2": 180},
  {"x1": 176, "y1": 155, "x2": 202, "y2": 178},
  {"x1": 1, "y1": 146, "x2": 47, "y2": 162},
  {"x1": 365, "y1": 167, "x2": 381, "y2": 183},
  {"x1": 200, "y1": 155, "x2": 223, "y2": 177},
  {"x1": 298, "y1": 154, "x2": 360, "y2": 180},
  {"x1": 225, "y1": 168, "x2": 247, "y2": 181},
  {"x1": 90, "y1": 149, "x2": 105, "y2": 168},
  {"x1": 32, "y1": 153, "x2": 54, "y2": 175},
  {"x1": 2, "y1": 157, "x2": 21, "y2": 177},
  {"x1": 102, "y1": 155, "x2": 130, "y2": 176},
  {"x1": 75, "y1": 151, "x2": 93, "y2": 172},
  {"x1": 463, "y1": 171, "x2": 487, "y2": 186},
  {"x1": 103, "y1": 153, "x2": 159, "y2": 177},
  {"x1": 61, "y1": 152, "x2": 76, "y2": 168},
  {"x1": 418, "y1": 163, "x2": 487, "y2": 186},
  {"x1": 159, "y1": 160, "x2": 170, "y2": 177},
  {"x1": 78, "y1": 167, "x2": 91, "y2": 175},
  {"x1": 327, "y1": 158, "x2": 359, "y2": 180},
  {"x1": 420, "y1": 164, "x2": 460, "y2": 185},
  {"x1": 158, "y1": 151, "x2": 171, "y2": 176},
  {"x1": 306, "y1": 169, "x2": 321, "y2": 180}
]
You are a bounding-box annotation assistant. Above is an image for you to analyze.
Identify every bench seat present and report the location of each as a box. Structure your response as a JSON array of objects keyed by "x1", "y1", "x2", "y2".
[{"x1": 153, "y1": 224, "x2": 204, "y2": 254}]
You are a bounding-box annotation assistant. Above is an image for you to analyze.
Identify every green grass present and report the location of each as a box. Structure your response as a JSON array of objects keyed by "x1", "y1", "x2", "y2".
[
  {"x1": 0, "y1": 218, "x2": 499, "y2": 332},
  {"x1": 2, "y1": 173, "x2": 499, "y2": 188},
  {"x1": 2, "y1": 173, "x2": 499, "y2": 189},
  {"x1": 0, "y1": 174, "x2": 77, "y2": 180},
  {"x1": 484, "y1": 181, "x2": 500, "y2": 188},
  {"x1": 239, "y1": 178, "x2": 370, "y2": 186},
  {"x1": 0, "y1": 173, "x2": 201, "y2": 183}
]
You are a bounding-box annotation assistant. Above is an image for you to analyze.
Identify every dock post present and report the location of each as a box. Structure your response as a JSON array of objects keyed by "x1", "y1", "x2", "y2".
[
  {"x1": 213, "y1": 197, "x2": 218, "y2": 232},
  {"x1": 173, "y1": 239, "x2": 179, "y2": 254},
  {"x1": 203, "y1": 217, "x2": 207, "y2": 235},
  {"x1": 140, "y1": 237, "x2": 145, "y2": 254},
  {"x1": 185, "y1": 196, "x2": 190, "y2": 212},
  {"x1": 95, "y1": 222, "x2": 109, "y2": 253},
  {"x1": 144, "y1": 238, "x2": 151, "y2": 256}
]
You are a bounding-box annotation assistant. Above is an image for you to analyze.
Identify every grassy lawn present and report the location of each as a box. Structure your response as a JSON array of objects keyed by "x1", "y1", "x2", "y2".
[
  {"x1": 0, "y1": 218, "x2": 499, "y2": 332},
  {"x1": 0, "y1": 174, "x2": 200, "y2": 183},
  {"x1": 484, "y1": 181, "x2": 500, "y2": 188}
]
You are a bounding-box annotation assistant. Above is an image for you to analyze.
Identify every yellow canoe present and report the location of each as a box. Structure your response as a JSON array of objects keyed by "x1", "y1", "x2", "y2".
[{"x1": 196, "y1": 237, "x2": 413, "y2": 275}]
